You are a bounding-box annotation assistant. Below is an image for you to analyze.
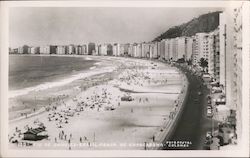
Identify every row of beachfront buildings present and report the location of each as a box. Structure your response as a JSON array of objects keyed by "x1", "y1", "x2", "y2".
[
  {"x1": 9, "y1": 11, "x2": 234, "y2": 94},
  {"x1": 9, "y1": 3, "x2": 244, "y2": 145}
]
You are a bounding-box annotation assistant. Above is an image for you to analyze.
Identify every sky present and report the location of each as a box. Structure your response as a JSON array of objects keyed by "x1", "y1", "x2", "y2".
[{"x1": 9, "y1": 7, "x2": 223, "y2": 48}]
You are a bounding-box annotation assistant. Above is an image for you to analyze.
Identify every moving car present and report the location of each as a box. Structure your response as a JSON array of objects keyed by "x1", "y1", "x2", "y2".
[{"x1": 121, "y1": 96, "x2": 133, "y2": 101}]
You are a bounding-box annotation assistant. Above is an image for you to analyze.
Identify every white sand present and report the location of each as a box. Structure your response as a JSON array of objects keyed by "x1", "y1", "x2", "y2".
[{"x1": 9, "y1": 56, "x2": 186, "y2": 150}]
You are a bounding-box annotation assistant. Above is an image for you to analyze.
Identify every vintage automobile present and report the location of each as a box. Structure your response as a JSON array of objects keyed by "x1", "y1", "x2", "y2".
[
  {"x1": 207, "y1": 107, "x2": 213, "y2": 117},
  {"x1": 121, "y1": 96, "x2": 133, "y2": 101}
]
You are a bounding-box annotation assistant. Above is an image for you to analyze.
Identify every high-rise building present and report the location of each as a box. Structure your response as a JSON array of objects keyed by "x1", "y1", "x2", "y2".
[
  {"x1": 113, "y1": 43, "x2": 120, "y2": 56},
  {"x1": 169, "y1": 38, "x2": 175, "y2": 61},
  {"x1": 219, "y1": 12, "x2": 227, "y2": 89},
  {"x1": 151, "y1": 42, "x2": 158, "y2": 59},
  {"x1": 132, "y1": 43, "x2": 137, "y2": 57},
  {"x1": 159, "y1": 40, "x2": 166, "y2": 60},
  {"x1": 193, "y1": 33, "x2": 210, "y2": 65},
  {"x1": 67, "y1": 45, "x2": 75, "y2": 54},
  {"x1": 208, "y1": 29, "x2": 220, "y2": 80},
  {"x1": 172, "y1": 38, "x2": 178, "y2": 61},
  {"x1": 57, "y1": 45, "x2": 66, "y2": 55},
  {"x1": 99, "y1": 44, "x2": 107, "y2": 56},
  {"x1": 186, "y1": 37, "x2": 194, "y2": 61},
  {"x1": 164, "y1": 39, "x2": 170, "y2": 61},
  {"x1": 40, "y1": 45, "x2": 56, "y2": 54},
  {"x1": 81, "y1": 44, "x2": 88, "y2": 55},
  {"x1": 30, "y1": 46, "x2": 40, "y2": 54},
  {"x1": 18, "y1": 45, "x2": 29, "y2": 54},
  {"x1": 107, "y1": 44, "x2": 113, "y2": 56},
  {"x1": 119, "y1": 44, "x2": 125, "y2": 56},
  {"x1": 143, "y1": 43, "x2": 150, "y2": 58},
  {"x1": 177, "y1": 37, "x2": 186, "y2": 60},
  {"x1": 88, "y1": 43, "x2": 96, "y2": 55},
  {"x1": 224, "y1": 2, "x2": 243, "y2": 143},
  {"x1": 136, "y1": 43, "x2": 142, "y2": 58}
]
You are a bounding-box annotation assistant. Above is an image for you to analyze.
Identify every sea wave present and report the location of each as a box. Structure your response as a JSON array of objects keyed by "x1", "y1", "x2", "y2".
[
  {"x1": 85, "y1": 57, "x2": 93, "y2": 60},
  {"x1": 9, "y1": 67, "x2": 116, "y2": 98},
  {"x1": 90, "y1": 66, "x2": 97, "y2": 70}
]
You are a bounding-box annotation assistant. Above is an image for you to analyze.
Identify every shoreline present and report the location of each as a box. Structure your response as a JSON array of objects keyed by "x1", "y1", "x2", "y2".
[{"x1": 8, "y1": 56, "x2": 188, "y2": 150}]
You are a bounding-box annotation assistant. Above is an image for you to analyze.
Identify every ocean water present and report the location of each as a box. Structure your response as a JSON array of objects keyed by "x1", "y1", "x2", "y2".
[{"x1": 9, "y1": 55, "x2": 97, "y2": 91}]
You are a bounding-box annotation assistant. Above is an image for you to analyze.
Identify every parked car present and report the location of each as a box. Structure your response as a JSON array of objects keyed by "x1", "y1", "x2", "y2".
[
  {"x1": 198, "y1": 91, "x2": 202, "y2": 96},
  {"x1": 207, "y1": 107, "x2": 213, "y2": 117},
  {"x1": 207, "y1": 99, "x2": 212, "y2": 105}
]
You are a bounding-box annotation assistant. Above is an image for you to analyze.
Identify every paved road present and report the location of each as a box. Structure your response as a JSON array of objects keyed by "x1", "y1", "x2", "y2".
[{"x1": 163, "y1": 65, "x2": 219, "y2": 150}]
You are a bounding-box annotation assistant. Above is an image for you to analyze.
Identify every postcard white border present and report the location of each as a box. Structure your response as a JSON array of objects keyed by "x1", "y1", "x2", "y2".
[{"x1": 1, "y1": 1, "x2": 249, "y2": 157}]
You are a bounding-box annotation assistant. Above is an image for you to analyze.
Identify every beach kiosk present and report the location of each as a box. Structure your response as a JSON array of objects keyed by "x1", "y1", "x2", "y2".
[{"x1": 23, "y1": 127, "x2": 48, "y2": 141}]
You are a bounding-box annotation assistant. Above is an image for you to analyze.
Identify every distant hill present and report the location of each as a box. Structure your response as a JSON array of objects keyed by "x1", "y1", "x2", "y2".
[{"x1": 153, "y1": 11, "x2": 222, "y2": 42}]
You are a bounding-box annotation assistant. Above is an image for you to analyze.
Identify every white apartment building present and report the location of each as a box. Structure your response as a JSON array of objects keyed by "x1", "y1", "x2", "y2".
[
  {"x1": 40, "y1": 46, "x2": 50, "y2": 54},
  {"x1": 135, "y1": 43, "x2": 141, "y2": 58},
  {"x1": 113, "y1": 43, "x2": 120, "y2": 56},
  {"x1": 159, "y1": 40, "x2": 166, "y2": 60},
  {"x1": 219, "y1": 12, "x2": 227, "y2": 88},
  {"x1": 172, "y1": 38, "x2": 178, "y2": 61},
  {"x1": 224, "y1": 2, "x2": 243, "y2": 143},
  {"x1": 164, "y1": 39, "x2": 170, "y2": 61},
  {"x1": 208, "y1": 34, "x2": 214, "y2": 77},
  {"x1": 119, "y1": 44, "x2": 125, "y2": 56},
  {"x1": 177, "y1": 37, "x2": 186, "y2": 60},
  {"x1": 132, "y1": 43, "x2": 137, "y2": 57},
  {"x1": 193, "y1": 33, "x2": 210, "y2": 65},
  {"x1": 57, "y1": 45, "x2": 66, "y2": 55},
  {"x1": 169, "y1": 38, "x2": 174, "y2": 61},
  {"x1": 99, "y1": 44, "x2": 108, "y2": 56},
  {"x1": 231, "y1": 3, "x2": 243, "y2": 142},
  {"x1": 186, "y1": 37, "x2": 194, "y2": 61},
  {"x1": 68, "y1": 45, "x2": 75, "y2": 54},
  {"x1": 81, "y1": 44, "x2": 88, "y2": 55},
  {"x1": 151, "y1": 42, "x2": 158, "y2": 59},
  {"x1": 30, "y1": 47, "x2": 35, "y2": 54}
]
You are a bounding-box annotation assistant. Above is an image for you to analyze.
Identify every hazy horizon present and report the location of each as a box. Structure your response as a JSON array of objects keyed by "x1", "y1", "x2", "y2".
[{"x1": 10, "y1": 7, "x2": 223, "y2": 48}]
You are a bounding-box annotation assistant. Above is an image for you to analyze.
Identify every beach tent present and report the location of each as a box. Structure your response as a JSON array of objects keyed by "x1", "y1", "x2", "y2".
[{"x1": 23, "y1": 127, "x2": 47, "y2": 141}]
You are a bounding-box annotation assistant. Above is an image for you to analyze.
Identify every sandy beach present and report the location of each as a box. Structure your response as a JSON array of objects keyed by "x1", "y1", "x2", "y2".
[{"x1": 8, "y1": 56, "x2": 187, "y2": 150}]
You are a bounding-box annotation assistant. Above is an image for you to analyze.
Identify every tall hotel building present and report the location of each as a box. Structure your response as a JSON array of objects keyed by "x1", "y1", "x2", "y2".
[
  {"x1": 219, "y1": 12, "x2": 227, "y2": 89},
  {"x1": 56, "y1": 45, "x2": 66, "y2": 55},
  {"x1": 113, "y1": 43, "x2": 120, "y2": 56},
  {"x1": 186, "y1": 37, "x2": 194, "y2": 61},
  {"x1": 193, "y1": 33, "x2": 210, "y2": 65},
  {"x1": 224, "y1": 2, "x2": 243, "y2": 143},
  {"x1": 169, "y1": 38, "x2": 175, "y2": 61},
  {"x1": 159, "y1": 40, "x2": 166, "y2": 60},
  {"x1": 88, "y1": 43, "x2": 96, "y2": 55},
  {"x1": 208, "y1": 28, "x2": 220, "y2": 80},
  {"x1": 81, "y1": 44, "x2": 88, "y2": 55},
  {"x1": 164, "y1": 39, "x2": 170, "y2": 61},
  {"x1": 119, "y1": 44, "x2": 125, "y2": 56},
  {"x1": 136, "y1": 43, "x2": 142, "y2": 58},
  {"x1": 231, "y1": 3, "x2": 243, "y2": 142},
  {"x1": 177, "y1": 37, "x2": 186, "y2": 60}
]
